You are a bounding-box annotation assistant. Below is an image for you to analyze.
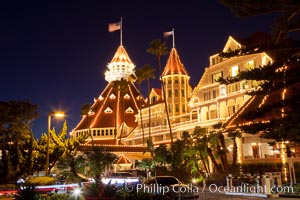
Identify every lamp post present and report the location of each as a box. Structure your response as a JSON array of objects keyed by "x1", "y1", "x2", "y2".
[{"x1": 45, "y1": 111, "x2": 65, "y2": 176}]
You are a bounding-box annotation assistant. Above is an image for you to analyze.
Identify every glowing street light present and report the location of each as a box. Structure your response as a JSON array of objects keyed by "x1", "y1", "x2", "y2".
[{"x1": 45, "y1": 111, "x2": 65, "y2": 176}]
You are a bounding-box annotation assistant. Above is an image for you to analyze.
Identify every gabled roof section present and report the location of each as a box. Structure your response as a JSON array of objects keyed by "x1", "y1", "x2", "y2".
[
  {"x1": 223, "y1": 36, "x2": 243, "y2": 52},
  {"x1": 110, "y1": 45, "x2": 133, "y2": 64},
  {"x1": 114, "y1": 155, "x2": 132, "y2": 164},
  {"x1": 73, "y1": 80, "x2": 146, "y2": 131},
  {"x1": 225, "y1": 83, "x2": 300, "y2": 129},
  {"x1": 162, "y1": 48, "x2": 188, "y2": 76},
  {"x1": 152, "y1": 88, "x2": 162, "y2": 96}
]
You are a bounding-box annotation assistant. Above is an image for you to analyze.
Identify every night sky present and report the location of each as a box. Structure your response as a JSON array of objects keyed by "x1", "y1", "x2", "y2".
[{"x1": 0, "y1": 0, "x2": 274, "y2": 137}]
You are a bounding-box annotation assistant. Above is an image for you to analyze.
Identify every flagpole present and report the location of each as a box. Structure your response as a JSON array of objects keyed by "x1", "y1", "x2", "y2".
[
  {"x1": 172, "y1": 28, "x2": 175, "y2": 48},
  {"x1": 120, "y1": 17, "x2": 123, "y2": 46}
]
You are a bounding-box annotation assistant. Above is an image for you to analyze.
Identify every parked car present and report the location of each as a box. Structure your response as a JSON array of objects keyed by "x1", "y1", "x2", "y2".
[
  {"x1": 141, "y1": 176, "x2": 199, "y2": 199},
  {"x1": 102, "y1": 172, "x2": 140, "y2": 187}
]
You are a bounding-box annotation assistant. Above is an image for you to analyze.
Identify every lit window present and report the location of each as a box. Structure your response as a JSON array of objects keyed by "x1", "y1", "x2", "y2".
[
  {"x1": 212, "y1": 90, "x2": 217, "y2": 99},
  {"x1": 110, "y1": 94, "x2": 116, "y2": 99},
  {"x1": 124, "y1": 94, "x2": 130, "y2": 99},
  {"x1": 212, "y1": 71, "x2": 223, "y2": 83},
  {"x1": 174, "y1": 77, "x2": 179, "y2": 83},
  {"x1": 104, "y1": 107, "x2": 113, "y2": 113},
  {"x1": 227, "y1": 83, "x2": 239, "y2": 94},
  {"x1": 219, "y1": 85, "x2": 226, "y2": 97},
  {"x1": 126, "y1": 107, "x2": 134, "y2": 113},
  {"x1": 228, "y1": 105, "x2": 235, "y2": 117},
  {"x1": 174, "y1": 90, "x2": 178, "y2": 97},
  {"x1": 245, "y1": 60, "x2": 255, "y2": 70},
  {"x1": 168, "y1": 90, "x2": 172, "y2": 97},
  {"x1": 175, "y1": 104, "x2": 179, "y2": 112},
  {"x1": 204, "y1": 91, "x2": 211, "y2": 101},
  {"x1": 231, "y1": 66, "x2": 239, "y2": 77},
  {"x1": 210, "y1": 110, "x2": 217, "y2": 119}
]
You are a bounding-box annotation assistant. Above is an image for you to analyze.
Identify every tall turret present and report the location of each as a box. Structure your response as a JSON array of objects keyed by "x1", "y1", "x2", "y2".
[
  {"x1": 162, "y1": 48, "x2": 192, "y2": 120},
  {"x1": 105, "y1": 45, "x2": 135, "y2": 82}
]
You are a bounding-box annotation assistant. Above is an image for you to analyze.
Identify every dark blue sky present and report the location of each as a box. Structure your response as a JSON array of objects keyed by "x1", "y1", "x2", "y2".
[{"x1": 0, "y1": 0, "x2": 274, "y2": 137}]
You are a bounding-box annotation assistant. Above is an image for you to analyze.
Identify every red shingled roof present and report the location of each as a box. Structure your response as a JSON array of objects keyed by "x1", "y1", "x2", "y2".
[
  {"x1": 73, "y1": 81, "x2": 146, "y2": 131},
  {"x1": 110, "y1": 45, "x2": 133, "y2": 64},
  {"x1": 162, "y1": 48, "x2": 188, "y2": 76},
  {"x1": 226, "y1": 83, "x2": 300, "y2": 129}
]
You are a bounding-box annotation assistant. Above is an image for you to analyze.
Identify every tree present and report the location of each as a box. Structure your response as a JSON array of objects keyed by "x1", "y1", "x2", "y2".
[
  {"x1": 139, "y1": 64, "x2": 155, "y2": 149},
  {"x1": 219, "y1": 0, "x2": 300, "y2": 143},
  {"x1": 135, "y1": 67, "x2": 146, "y2": 145},
  {"x1": 34, "y1": 122, "x2": 68, "y2": 174},
  {"x1": 153, "y1": 144, "x2": 171, "y2": 167},
  {"x1": 137, "y1": 158, "x2": 155, "y2": 179},
  {"x1": 182, "y1": 128, "x2": 210, "y2": 180},
  {"x1": 0, "y1": 100, "x2": 38, "y2": 183},
  {"x1": 146, "y1": 39, "x2": 174, "y2": 148},
  {"x1": 51, "y1": 121, "x2": 88, "y2": 180},
  {"x1": 84, "y1": 147, "x2": 117, "y2": 181},
  {"x1": 185, "y1": 125, "x2": 241, "y2": 179},
  {"x1": 113, "y1": 78, "x2": 130, "y2": 143}
]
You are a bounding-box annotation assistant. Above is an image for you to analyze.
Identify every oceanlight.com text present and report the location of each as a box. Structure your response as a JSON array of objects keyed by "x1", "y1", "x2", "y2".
[{"x1": 206, "y1": 184, "x2": 294, "y2": 194}]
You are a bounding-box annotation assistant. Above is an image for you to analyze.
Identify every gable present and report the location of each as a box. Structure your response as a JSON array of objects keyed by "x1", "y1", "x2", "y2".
[{"x1": 223, "y1": 36, "x2": 242, "y2": 52}]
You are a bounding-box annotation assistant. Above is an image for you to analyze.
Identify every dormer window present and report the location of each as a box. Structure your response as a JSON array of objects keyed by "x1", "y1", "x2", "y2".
[
  {"x1": 126, "y1": 107, "x2": 134, "y2": 113},
  {"x1": 110, "y1": 94, "x2": 116, "y2": 99},
  {"x1": 104, "y1": 107, "x2": 113, "y2": 113},
  {"x1": 212, "y1": 71, "x2": 223, "y2": 83},
  {"x1": 245, "y1": 60, "x2": 255, "y2": 70},
  {"x1": 124, "y1": 94, "x2": 130, "y2": 99}
]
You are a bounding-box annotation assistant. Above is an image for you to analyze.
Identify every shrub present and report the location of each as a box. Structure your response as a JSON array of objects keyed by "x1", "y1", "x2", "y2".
[{"x1": 26, "y1": 176, "x2": 56, "y2": 186}]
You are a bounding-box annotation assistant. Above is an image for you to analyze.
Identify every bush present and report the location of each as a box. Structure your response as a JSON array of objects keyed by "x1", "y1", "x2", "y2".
[
  {"x1": 26, "y1": 176, "x2": 56, "y2": 186},
  {"x1": 39, "y1": 193, "x2": 79, "y2": 200}
]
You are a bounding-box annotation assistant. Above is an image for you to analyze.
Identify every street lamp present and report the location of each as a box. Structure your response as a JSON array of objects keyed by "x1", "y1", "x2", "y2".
[{"x1": 45, "y1": 111, "x2": 65, "y2": 176}]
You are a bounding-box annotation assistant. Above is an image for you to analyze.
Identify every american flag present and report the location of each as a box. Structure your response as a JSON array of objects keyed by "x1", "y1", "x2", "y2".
[
  {"x1": 108, "y1": 22, "x2": 121, "y2": 32},
  {"x1": 163, "y1": 30, "x2": 173, "y2": 38}
]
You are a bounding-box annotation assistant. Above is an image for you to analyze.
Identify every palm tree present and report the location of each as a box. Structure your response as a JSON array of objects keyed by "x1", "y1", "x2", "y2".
[
  {"x1": 135, "y1": 67, "x2": 146, "y2": 146},
  {"x1": 140, "y1": 64, "x2": 155, "y2": 145},
  {"x1": 146, "y1": 39, "x2": 173, "y2": 148},
  {"x1": 113, "y1": 78, "x2": 129, "y2": 144}
]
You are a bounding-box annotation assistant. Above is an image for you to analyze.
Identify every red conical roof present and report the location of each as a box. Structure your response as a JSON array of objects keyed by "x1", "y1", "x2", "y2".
[
  {"x1": 162, "y1": 48, "x2": 188, "y2": 76},
  {"x1": 110, "y1": 45, "x2": 133, "y2": 64}
]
